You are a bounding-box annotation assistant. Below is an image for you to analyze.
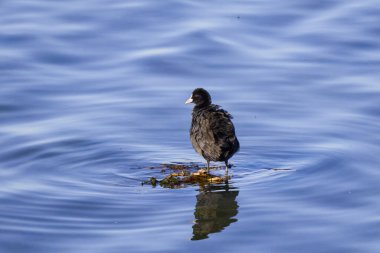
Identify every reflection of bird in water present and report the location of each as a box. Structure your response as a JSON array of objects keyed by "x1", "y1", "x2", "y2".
[{"x1": 192, "y1": 184, "x2": 239, "y2": 240}]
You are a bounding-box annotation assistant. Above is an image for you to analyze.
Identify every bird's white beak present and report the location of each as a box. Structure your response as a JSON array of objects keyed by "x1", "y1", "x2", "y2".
[{"x1": 185, "y1": 95, "x2": 193, "y2": 104}]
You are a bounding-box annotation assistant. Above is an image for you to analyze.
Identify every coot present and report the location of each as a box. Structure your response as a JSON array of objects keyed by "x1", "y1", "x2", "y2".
[{"x1": 185, "y1": 88, "x2": 239, "y2": 173}]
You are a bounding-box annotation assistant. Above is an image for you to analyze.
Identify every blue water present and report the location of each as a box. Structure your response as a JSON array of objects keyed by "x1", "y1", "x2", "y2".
[{"x1": 1, "y1": 0, "x2": 380, "y2": 252}]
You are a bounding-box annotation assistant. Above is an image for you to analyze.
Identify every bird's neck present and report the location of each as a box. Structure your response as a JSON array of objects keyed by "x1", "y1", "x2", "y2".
[{"x1": 194, "y1": 103, "x2": 211, "y2": 111}]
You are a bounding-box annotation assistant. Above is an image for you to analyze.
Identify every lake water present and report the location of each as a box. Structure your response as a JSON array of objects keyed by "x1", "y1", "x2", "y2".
[{"x1": 1, "y1": 0, "x2": 380, "y2": 252}]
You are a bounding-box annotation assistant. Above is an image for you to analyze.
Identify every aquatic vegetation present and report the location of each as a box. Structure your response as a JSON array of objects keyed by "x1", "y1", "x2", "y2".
[{"x1": 142, "y1": 163, "x2": 229, "y2": 188}]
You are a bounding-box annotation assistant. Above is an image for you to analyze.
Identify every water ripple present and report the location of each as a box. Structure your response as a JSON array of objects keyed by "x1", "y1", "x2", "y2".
[{"x1": 1, "y1": 0, "x2": 380, "y2": 252}]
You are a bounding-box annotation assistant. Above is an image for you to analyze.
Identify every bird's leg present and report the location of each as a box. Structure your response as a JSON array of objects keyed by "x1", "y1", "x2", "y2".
[
  {"x1": 206, "y1": 160, "x2": 210, "y2": 174},
  {"x1": 224, "y1": 160, "x2": 229, "y2": 183}
]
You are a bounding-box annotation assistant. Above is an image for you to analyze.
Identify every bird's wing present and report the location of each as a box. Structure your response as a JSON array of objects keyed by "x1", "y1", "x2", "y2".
[{"x1": 208, "y1": 108, "x2": 238, "y2": 158}]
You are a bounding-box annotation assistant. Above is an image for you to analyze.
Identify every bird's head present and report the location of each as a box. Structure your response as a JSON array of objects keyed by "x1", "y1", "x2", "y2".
[{"x1": 185, "y1": 88, "x2": 212, "y2": 108}]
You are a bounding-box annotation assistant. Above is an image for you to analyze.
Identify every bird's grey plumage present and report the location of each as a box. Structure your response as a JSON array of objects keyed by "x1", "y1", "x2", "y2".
[
  {"x1": 190, "y1": 105, "x2": 239, "y2": 162},
  {"x1": 186, "y1": 88, "x2": 239, "y2": 173}
]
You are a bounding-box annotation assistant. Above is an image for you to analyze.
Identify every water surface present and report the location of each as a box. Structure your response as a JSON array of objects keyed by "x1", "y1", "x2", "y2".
[{"x1": 1, "y1": 0, "x2": 380, "y2": 252}]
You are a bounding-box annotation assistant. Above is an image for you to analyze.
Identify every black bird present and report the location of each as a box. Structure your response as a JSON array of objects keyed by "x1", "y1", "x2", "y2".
[{"x1": 185, "y1": 88, "x2": 239, "y2": 173}]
